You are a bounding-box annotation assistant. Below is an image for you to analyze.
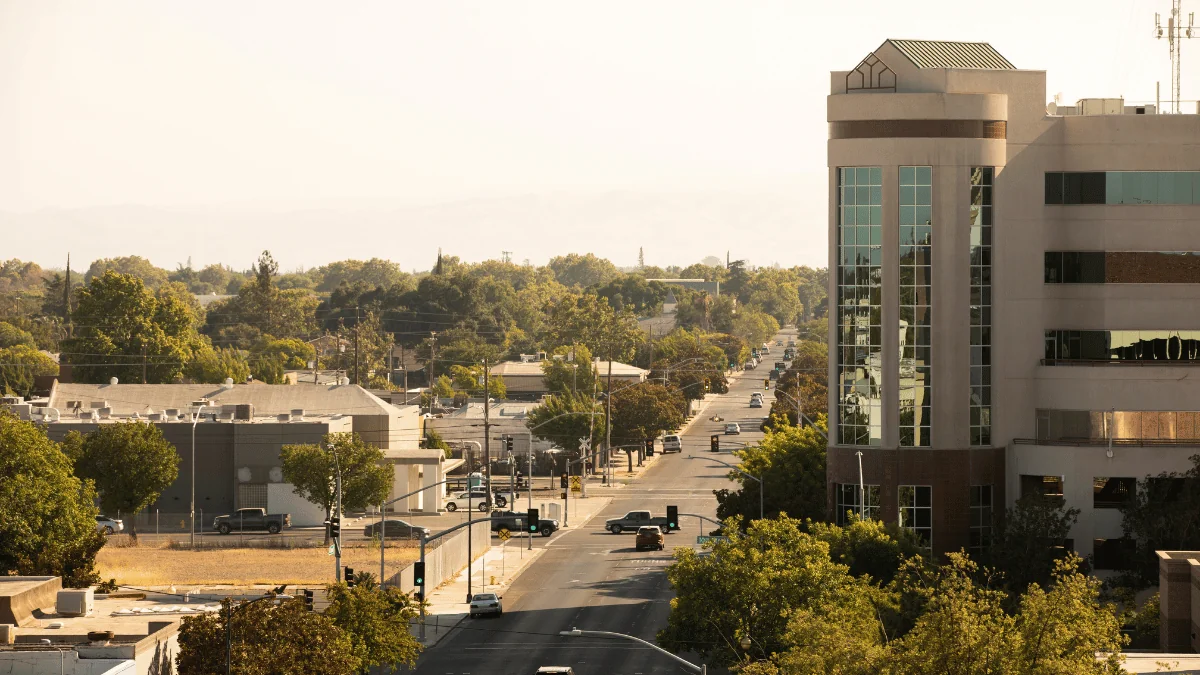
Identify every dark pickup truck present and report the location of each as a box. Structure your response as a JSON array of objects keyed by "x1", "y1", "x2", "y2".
[
  {"x1": 213, "y1": 508, "x2": 291, "y2": 535},
  {"x1": 491, "y1": 510, "x2": 560, "y2": 537},
  {"x1": 605, "y1": 510, "x2": 674, "y2": 534}
]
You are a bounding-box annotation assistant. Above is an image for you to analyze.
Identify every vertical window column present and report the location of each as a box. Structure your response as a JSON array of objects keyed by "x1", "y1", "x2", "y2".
[
  {"x1": 969, "y1": 485, "x2": 993, "y2": 557},
  {"x1": 837, "y1": 167, "x2": 883, "y2": 446},
  {"x1": 970, "y1": 168, "x2": 993, "y2": 446},
  {"x1": 835, "y1": 483, "x2": 880, "y2": 525},
  {"x1": 898, "y1": 485, "x2": 932, "y2": 550},
  {"x1": 899, "y1": 167, "x2": 932, "y2": 447}
]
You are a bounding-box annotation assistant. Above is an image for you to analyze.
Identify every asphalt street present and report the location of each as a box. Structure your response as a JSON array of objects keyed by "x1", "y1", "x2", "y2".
[{"x1": 408, "y1": 330, "x2": 792, "y2": 675}]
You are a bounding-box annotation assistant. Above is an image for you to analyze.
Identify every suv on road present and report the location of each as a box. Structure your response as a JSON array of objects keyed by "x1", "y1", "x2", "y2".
[
  {"x1": 661, "y1": 434, "x2": 682, "y2": 453},
  {"x1": 96, "y1": 515, "x2": 123, "y2": 535},
  {"x1": 445, "y1": 490, "x2": 507, "y2": 512},
  {"x1": 635, "y1": 526, "x2": 665, "y2": 551},
  {"x1": 724, "y1": 423, "x2": 741, "y2": 434}
]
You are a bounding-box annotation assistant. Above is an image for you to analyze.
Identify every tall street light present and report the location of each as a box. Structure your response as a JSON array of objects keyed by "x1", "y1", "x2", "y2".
[
  {"x1": 190, "y1": 399, "x2": 209, "y2": 549},
  {"x1": 704, "y1": 455, "x2": 763, "y2": 521},
  {"x1": 560, "y1": 628, "x2": 706, "y2": 674}
]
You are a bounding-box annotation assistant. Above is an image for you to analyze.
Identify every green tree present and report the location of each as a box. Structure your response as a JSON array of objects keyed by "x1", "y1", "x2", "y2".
[
  {"x1": 324, "y1": 580, "x2": 423, "y2": 669},
  {"x1": 280, "y1": 433, "x2": 392, "y2": 543},
  {"x1": 547, "y1": 253, "x2": 620, "y2": 287},
  {"x1": 545, "y1": 292, "x2": 644, "y2": 363},
  {"x1": 658, "y1": 516, "x2": 862, "y2": 668},
  {"x1": 591, "y1": 276, "x2": 668, "y2": 316},
  {"x1": 184, "y1": 345, "x2": 251, "y2": 384},
  {"x1": 541, "y1": 344, "x2": 597, "y2": 396},
  {"x1": 984, "y1": 493, "x2": 1080, "y2": 595},
  {"x1": 608, "y1": 382, "x2": 685, "y2": 447},
  {"x1": 725, "y1": 307, "x2": 780, "y2": 347},
  {"x1": 84, "y1": 255, "x2": 170, "y2": 288},
  {"x1": 768, "y1": 341, "x2": 828, "y2": 428},
  {"x1": 449, "y1": 364, "x2": 506, "y2": 398},
  {"x1": 203, "y1": 251, "x2": 319, "y2": 341},
  {"x1": 65, "y1": 422, "x2": 180, "y2": 542},
  {"x1": 176, "y1": 596, "x2": 359, "y2": 675},
  {"x1": 62, "y1": 271, "x2": 204, "y2": 384},
  {"x1": 430, "y1": 374, "x2": 455, "y2": 400},
  {"x1": 1121, "y1": 454, "x2": 1200, "y2": 583},
  {"x1": 649, "y1": 328, "x2": 728, "y2": 401},
  {"x1": 525, "y1": 393, "x2": 604, "y2": 455},
  {"x1": 0, "y1": 412, "x2": 104, "y2": 587},
  {"x1": 316, "y1": 258, "x2": 413, "y2": 293},
  {"x1": 0, "y1": 321, "x2": 35, "y2": 348},
  {"x1": 807, "y1": 515, "x2": 925, "y2": 585},
  {"x1": 715, "y1": 419, "x2": 827, "y2": 528},
  {"x1": 742, "y1": 268, "x2": 803, "y2": 326},
  {"x1": 0, "y1": 344, "x2": 58, "y2": 396}
]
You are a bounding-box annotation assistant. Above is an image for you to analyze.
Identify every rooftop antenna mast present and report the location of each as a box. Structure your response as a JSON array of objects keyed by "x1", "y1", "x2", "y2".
[{"x1": 1156, "y1": 0, "x2": 1195, "y2": 113}]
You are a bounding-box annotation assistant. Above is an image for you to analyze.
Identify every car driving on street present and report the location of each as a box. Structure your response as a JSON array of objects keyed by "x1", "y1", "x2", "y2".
[
  {"x1": 661, "y1": 434, "x2": 682, "y2": 453},
  {"x1": 725, "y1": 422, "x2": 741, "y2": 434},
  {"x1": 363, "y1": 519, "x2": 430, "y2": 539},
  {"x1": 469, "y1": 593, "x2": 502, "y2": 618},
  {"x1": 635, "y1": 525, "x2": 665, "y2": 551},
  {"x1": 444, "y1": 489, "x2": 506, "y2": 512}
]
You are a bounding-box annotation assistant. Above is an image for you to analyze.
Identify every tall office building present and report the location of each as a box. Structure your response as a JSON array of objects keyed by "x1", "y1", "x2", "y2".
[{"x1": 827, "y1": 39, "x2": 1200, "y2": 563}]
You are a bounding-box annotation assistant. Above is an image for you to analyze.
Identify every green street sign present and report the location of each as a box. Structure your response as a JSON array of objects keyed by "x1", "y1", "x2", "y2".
[{"x1": 696, "y1": 535, "x2": 729, "y2": 545}]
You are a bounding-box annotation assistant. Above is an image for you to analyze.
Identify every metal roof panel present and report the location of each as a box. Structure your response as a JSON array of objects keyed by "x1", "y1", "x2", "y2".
[{"x1": 886, "y1": 39, "x2": 1015, "y2": 70}]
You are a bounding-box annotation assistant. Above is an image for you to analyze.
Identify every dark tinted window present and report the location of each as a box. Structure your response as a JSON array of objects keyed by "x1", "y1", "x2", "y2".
[
  {"x1": 1045, "y1": 172, "x2": 1064, "y2": 204},
  {"x1": 1044, "y1": 252, "x2": 1105, "y2": 283},
  {"x1": 1093, "y1": 477, "x2": 1136, "y2": 508}
]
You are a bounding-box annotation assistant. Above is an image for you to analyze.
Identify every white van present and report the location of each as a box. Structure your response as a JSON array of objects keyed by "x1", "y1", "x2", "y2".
[{"x1": 661, "y1": 434, "x2": 682, "y2": 453}]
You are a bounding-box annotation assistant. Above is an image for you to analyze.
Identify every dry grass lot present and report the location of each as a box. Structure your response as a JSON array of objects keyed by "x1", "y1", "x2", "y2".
[{"x1": 97, "y1": 543, "x2": 420, "y2": 586}]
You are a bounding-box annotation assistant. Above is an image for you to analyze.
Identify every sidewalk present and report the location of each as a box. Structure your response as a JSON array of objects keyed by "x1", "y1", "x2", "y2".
[{"x1": 413, "y1": 495, "x2": 613, "y2": 647}]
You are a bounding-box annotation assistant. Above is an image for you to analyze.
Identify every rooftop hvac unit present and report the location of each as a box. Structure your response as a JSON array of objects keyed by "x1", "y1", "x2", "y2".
[
  {"x1": 0, "y1": 624, "x2": 13, "y2": 645},
  {"x1": 1076, "y1": 98, "x2": 1124, "y2": 115},
  {"x1": 165, "y1": 408, "x2": 180, "y2": 417},
  {"x1": 98, "y1": 407, "x2": 112, "y2": 419},
  {"x1": 0, "y1": 396, "x2": 22, "y2": 405},
  {"x1": 79, "y1": 410, "x2": 96, "y2": 420},
  {"x1": 89, "y1": 401, "x2": 108, "y2": 410},
  {"x1": 43, "y1": 408, "x2": 60, "y2": 422},
  {"x1": 234, "y1": 404, "x2": 254, "y2": 420},
  {"x1": 290, "y1": 409, "x2": 305, "y2": 419},
  {"x1": 277, "y1": 413, "x2": 291, "y2": 422},
  {"x1": 147, "y1": 413, "x2": 163, "y2": 421},
  {"x1": 56, "y1": 589, "x2": 94, "y2": 617},
  {"x1": 218, "y1": 412, "x2": 234, "y2": 421}
]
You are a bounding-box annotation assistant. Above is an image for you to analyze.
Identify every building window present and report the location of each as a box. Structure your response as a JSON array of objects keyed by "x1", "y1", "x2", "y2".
[
  {"x1": 898, "y1": 485, "x2": 932, "y2": 549},
  {"x1": 837, "y1": 167, "x2": 883, "y2": 446},
  {"x1": 1044, "y1": 252, "x2": 1105, "y2": 283},
  {"x1": 835, "y1": 483, "x2": 880, "y2": 524},
  {"x1": 970, "y1": 168, "x2": 993, "y2": 446},
  {"x1": 1044, "y1": 330, "x2": 1200, "y2": 362},
  {"x1": 1037, "y1": 409, "x2": 1200, "y2": 442},
  {"x1": 1020, "y1": 474, "x2": 1064, "y2": 500},
  {"x1": 1093, "y1": 537, "x2": 1135, "y2": 570},
  {"x1": 1093, "y1": 477, "x2": 1136, "y2": 508},
  {"x1": 969, "y1": 485, "x2": 993, "y2": 557},
  {"x1": 1046, "y1": 171, "x2": 1200, "y2": 205},
  {"x1": 900, "y1": 166, "x2": 932, "y2": 447}
]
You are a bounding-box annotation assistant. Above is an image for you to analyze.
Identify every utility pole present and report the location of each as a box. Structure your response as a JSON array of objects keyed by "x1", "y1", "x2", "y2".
[
  {"x1": 604, "y1": 351, "x2": 614, "y2": 485},
  {"x1": 350, "y1": 303, "x2": 360, "y2": 384},
  {"x1": 483, "y1": 357, "x2": 492, "y2": 499},
  {"x1": 429, "y1": 332, "x2": 437, "y2": 415},
  {"x1": 64, "y1": 253, "x2": 72, "y2": 336},
  {"x1": 142, "y1": 343, "x2": 148, "y2": 384}
]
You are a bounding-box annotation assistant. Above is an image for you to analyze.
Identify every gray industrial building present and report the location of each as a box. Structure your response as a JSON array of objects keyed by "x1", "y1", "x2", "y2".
[{"x1": 9, "y1": 381, "x2": 448, "y2": 526}]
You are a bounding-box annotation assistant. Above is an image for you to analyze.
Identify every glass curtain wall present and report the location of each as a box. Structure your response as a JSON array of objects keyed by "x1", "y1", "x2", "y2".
[
  {"x1": 837, "y1": 167, "x2": 883, "y2": 445},
  {"x1": 899, "y1": 166, "x2": 932, "y2": 447},
  {"x1": 970, "y1": 168, "x2": 993, "y2": 445}
]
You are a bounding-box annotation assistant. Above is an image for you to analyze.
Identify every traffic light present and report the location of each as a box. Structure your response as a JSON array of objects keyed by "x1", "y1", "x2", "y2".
[
  {"x1": 667, "y1": 505, "x2": 678, "y2": 531},
  {"x1": 303, "y1": 589, "x2": 314, "y2": 612},
  {"x1": 560, "y1": 472, "x2": 569, "y2": 489},
  {"x1": 345, "y1": 567, "x2": 355, "y2": 588},
  {"x1": 326, "y1": 517, "x2": 341, "y2": 539},
  {"x1": 645, "y1": 439, "x2": 654, "y2": 457},
  {"x1": 710, "y1": 434, "x2": 720, "y2": 452},
  {"x1": 413, "y1": 561, "x2": 426, "y2": 587},
  {"x1": 527, "y1": 507, "x2": 539, "y2": 532},
  {"x1": 505, "y1": 435, "x2": 514, "y2": 454}
]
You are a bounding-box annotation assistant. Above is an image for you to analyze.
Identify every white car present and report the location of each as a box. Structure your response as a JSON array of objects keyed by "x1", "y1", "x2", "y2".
[
  {"x1": 724, "y1": 423, "x2": 741, "y2": 435},
  {"x1": 749, "y1": 399, "x2": 763, "y2": 409},
  {"x1": 96, "y1": 515, "x2": 123, "y2": 535},
  {"x1": 444, "y1": 490, "x2": 507, "y2": 512},
  {"x1": 469, "y1": 592, "x2": 503, "y2": 618},
  {"x1": 662, "y1": 434, "x2": 682, "y2": 453}
]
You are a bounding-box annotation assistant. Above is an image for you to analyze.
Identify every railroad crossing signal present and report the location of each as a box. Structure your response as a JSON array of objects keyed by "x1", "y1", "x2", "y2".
[
  {"x1": 570, "y1": 476, "x2": 582, "y2": 492},
  {"x1": 498, "y1": 528, "x2": 511, "y2": 542},
  {"x1": 527, "y1": 508, "x2": 539, "y2": 532}
]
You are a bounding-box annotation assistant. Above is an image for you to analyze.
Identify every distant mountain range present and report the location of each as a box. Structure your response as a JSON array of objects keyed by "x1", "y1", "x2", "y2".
[{"x1": 1, "y1": 191, "x2": 825, "y2": 271}]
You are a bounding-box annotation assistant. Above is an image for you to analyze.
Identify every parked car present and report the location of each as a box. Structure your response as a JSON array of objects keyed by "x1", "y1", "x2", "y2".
[
  {"x1": 363, "y1": 519, "x2": 430, "y2": 539},
  {"x1": 749, "y1": 398, "x2": 763, "y2": 409},
  {"x1": 635, "y1": 525, "x2": 665, "y2": 551},
  {"x1": 469, "y1": 592, "x2": 503, "y2": 618},
  {"x1": 445, "y1": 490, "x2": 506, "y2": 512},
  {"x1": 95, "y1": 515, "x2": 123, "y2": 535},
  {"x1": 661, "y1": 434, "x2": 682, "y2": 453},
  {"x1": 725, "y1": 423, "x2": 741, "y2": 434},
  {"x1": 491, "y1": 510, "x2": 559, "y2": 537},
  {"x1": 213, "y1": 508, "x2": 291, "y2": 535},
  {"x1": 605, "y1": 510, "x2": 673, "y2": 534}
]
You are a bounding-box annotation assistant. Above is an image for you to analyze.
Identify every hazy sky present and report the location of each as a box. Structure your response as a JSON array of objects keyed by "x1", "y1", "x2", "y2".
[{"x1": 1, "y1": 1, "x2": 1190, "y2": 270}]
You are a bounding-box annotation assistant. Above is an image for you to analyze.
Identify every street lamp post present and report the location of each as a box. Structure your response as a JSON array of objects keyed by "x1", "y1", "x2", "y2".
[
  {"x1": 704, "y1": 456, "x2": 763, "y2": 521},
  {"x1": 559, "y1": 628, "x2": 706, "y2": 674},
  {"x1": 190, "y1": 400, "x2": 208, "y2": 549}
]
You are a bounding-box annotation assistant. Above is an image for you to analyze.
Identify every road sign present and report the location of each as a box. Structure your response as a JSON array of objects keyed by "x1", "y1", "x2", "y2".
[
  {"x1": 498, "y1": 529, "x2": 511, "y2": 542},
  {"x1": 696, "y1": 535, "x2": 729, "y2": 545},
  {"x1": 327, "y1": 544, "x2": 335, "y2": 555},
  {"x1": 570, "y1": 476, "x2": 582, "y2": 492}
]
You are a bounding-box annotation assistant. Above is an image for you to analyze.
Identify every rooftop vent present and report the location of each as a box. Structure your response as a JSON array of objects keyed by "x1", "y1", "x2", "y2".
[
  {"x1": 165, "y1": 408, "x2": 180, "y2": 417},
  {"x1": 98, "y1": 407, "x2": 112, "y2": 420},
  {"x1": 108, "y1": 377, "x2": 118, "y2": 385},
  {"x1": 222, "y1": 378, "x2": 235, "y2": 390},
  {"x1": 79, "y1": 410, "x2": 96, "y2": 420},
  {"x1": 277, "y1": 413, "x2": 291, "y2": 422}
]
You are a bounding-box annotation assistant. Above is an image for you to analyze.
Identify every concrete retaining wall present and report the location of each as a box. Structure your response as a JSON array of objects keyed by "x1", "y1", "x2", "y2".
[{"x1": 387, "y1": 521, "x2": 491, "y2": 593}]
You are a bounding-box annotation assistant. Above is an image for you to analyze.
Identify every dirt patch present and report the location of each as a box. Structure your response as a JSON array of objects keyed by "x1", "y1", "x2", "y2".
[{"x1": 97, "y1": 543, "x2": 419, "y2": 586}]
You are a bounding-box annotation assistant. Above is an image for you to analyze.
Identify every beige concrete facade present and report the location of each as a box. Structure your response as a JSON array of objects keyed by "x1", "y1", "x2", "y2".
[{"x1": 828, "y1": 39, "x2": 1200, "y2": 559}]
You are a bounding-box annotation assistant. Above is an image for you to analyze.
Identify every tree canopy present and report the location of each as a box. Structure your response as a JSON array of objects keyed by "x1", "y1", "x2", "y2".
[
  {"x1": 280, "y1": 433, "x2": 392, "y2": 542},
  {"x1": 715, "y1": 419, "x2": 827, "y2": 528}
]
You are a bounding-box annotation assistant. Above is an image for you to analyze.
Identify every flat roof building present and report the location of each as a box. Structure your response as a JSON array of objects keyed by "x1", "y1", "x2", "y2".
[{"x1": 827, "y1": 39, "x2": 1200, "y2": 562}]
